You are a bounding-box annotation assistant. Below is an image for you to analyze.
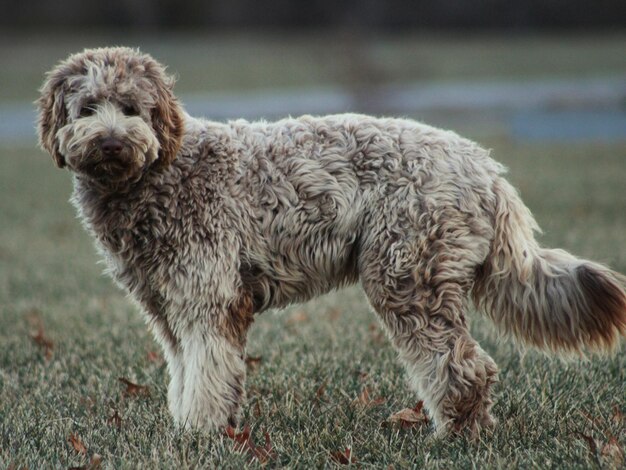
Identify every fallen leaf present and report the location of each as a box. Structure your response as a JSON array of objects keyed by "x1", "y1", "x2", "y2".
[
  {"x1": 577, "y1": 432, "x2": 599, "y2": 456},
  {"x1": 352, "y1": 387, "x2": 385, "y2": 408},
  {"x1": 327, "y1": 308, "x2": 342, "y2": 322},
  {"x1": 146, "y1": 351, "x2": 163, "y2": 364},
  {"x1": 224, "y1": 424, "x2": 252, "y2": 451},
  {"x1": 250, "y1": 431, "x2": 276, "y2": 464},
  {"x1": 315, "y1": 378, "x2": 329, "y2": 401},
  {"x1": 118, "y1": 377, "x2": 150, "y2": 398},
  {"x1": 68, "y1": 433, "x2": 87, "y2": 455},
  {"x1": 331, "y1": 447, "x2": 356, "y2": 465},
  {"x1": 612, "y1": 405, "x2": 624, "y2": 425},
  {"x1": 224, "y1": 425, "x2": 276, "y2": 464},
  {"x1": 601, "y1": 436, "x2": 624, "y2": 467},
  {"x1": 252, "y1": 401, "x2": 262, "y2": 418},
  {"x1": 245, "y1": 355, "x2": 263, "y2": 372},
  {"x1": 89, "y1": 454, "x2": 103, "y2": 469},
  {"x1": 386, "y1": 401, "x2": 429, "y2": 429},
  {"x1": 286, "y1": 310, "x2": 309, "y2": 325},
  {"x1": 107, "y1": 409, "x2": 122, "y2": 429},
  {"x1": 369, "y1": 323, "x2": 385, "y2": 344},
  {"x1": 30, "y1": 324, "x2": 54, "y2": 360}
]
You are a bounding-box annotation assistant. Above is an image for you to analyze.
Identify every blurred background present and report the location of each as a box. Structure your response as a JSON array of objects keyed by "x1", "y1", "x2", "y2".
[{"x1": 1, "y1": 0, "x2": 626, "y2": 144}]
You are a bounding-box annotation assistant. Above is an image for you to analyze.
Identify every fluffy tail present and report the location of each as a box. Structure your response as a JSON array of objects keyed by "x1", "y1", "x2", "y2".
[{"x1": 473, "y1": 177, "x2": 626, "y2": 354}]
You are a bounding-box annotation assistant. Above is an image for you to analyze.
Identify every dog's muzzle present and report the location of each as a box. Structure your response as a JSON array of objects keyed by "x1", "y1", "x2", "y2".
[
  {"x1": 100, "y1": 137, "x2": 124, "y2": 158},
  {"x1": 70, "y1": 136, "x2": 145, "y2": 185}
]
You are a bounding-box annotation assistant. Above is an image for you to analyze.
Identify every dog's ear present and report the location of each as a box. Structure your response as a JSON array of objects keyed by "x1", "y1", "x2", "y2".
[
  {"x1": 36, "y1": 65, "x2": 71, "y2": 168},
  {"x1": 147, "y1": 63, "x2": 184, "y2": 168}
]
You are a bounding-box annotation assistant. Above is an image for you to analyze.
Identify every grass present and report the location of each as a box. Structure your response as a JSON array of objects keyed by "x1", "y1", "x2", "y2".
[
  {"x1": 1, "y1": 33, "x2": 625, "y2": 468},
  {"x1": 1, "y1": 139, "x2": 625, "y2": 468}
]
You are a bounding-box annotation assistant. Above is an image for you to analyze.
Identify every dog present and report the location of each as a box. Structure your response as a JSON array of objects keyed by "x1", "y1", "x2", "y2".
[{"x1": 37, "y1": 47, "x2": 626, "y2": 435}]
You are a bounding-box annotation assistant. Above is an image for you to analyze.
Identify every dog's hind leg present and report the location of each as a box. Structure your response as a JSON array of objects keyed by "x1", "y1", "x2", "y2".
[
  {"x1": 376, "y1": 303, "x2": 499, "y2": 436},
  {"x1": 359, "y1": 205, "x2": 498, "y2": 435}
]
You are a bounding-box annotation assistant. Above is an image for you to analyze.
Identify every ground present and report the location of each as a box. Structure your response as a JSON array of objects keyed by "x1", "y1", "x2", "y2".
[{"x1": 0, "y1": 33, "x2": 625, "y2": 468}]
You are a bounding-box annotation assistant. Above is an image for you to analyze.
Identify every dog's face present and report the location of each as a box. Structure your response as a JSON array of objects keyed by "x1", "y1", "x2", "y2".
[{"x1": 36, "y1": 47, "x2": 184, "y2": 187}]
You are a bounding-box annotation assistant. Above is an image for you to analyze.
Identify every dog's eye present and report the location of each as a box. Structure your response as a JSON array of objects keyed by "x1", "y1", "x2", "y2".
[
  {"x1": 79, "y1": 105, "x2": 95, "y2": 117},
  {"x1": 123, "y1": 104, "x2": 139, "y2": 116}
]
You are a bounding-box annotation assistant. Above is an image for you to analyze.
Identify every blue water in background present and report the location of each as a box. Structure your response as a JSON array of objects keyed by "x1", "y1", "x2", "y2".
[
  {"x1": 2, "y1": 78, "x2": 626, "y2": 144},
  {"x1": 511, "y1": 109, "x2": 626, "y2": 142}
]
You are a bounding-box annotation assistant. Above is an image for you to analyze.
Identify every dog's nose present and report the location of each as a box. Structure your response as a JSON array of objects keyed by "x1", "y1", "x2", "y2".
[{"x1": 101, "y1": 138, "x2": 123, "y2": 157}]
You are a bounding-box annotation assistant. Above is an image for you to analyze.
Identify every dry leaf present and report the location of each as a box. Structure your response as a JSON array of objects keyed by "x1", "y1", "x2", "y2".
[
  {"x1": 224, "y1": 425, "x2": 276, "y2": 464},
  {"x1": 89, "y1": 454, "x2": 103, "y2": 469},
  {"x1": 30, "y1": 324, "x2": 54, "y2": 360},
  {"x1": 315, "y1": 378, "x2": 329, "y2": 401},
  {"x1": 331, "y1": 447, "x2": 356, "y2": 465},
  {"x1": 146, "y1": 351, "x2": 163, "y2": 364},
  {"x1": 577, "y1": 432, "x2": 599, "y2": 456},
  {"x1": 368, "y1": 323, "x2": 385, "y2": 344},
  {"x1": 253, "y1": 401, "x2": 262, "y2": 418},
  {"x1": 327, "y1": 308, "x2": 342, "y2": 322},
  {"x1": 68, "y1": 433, "x2": 87, "y2": 455},
  {"x1": 118, "y1": 377, "x2": 150, "y2": 398},
  {"x1": 78, "y1": 454, "x2": 103, "y2": 470},
  {"x1": 250, "y1": 431, "x2": 276, "y2": 464},
  {"x1": 612, "y1": 405, "x2": 624, "y2": 425},
  {"x1": 107, "y1": 409, "x2": 122, "y2": 429},
  {"x1": 352, "y1": 387, "x2": 385, "y2": 408},
  {"x1": 225, "y1": 424, "x2": 252, "y2": 451},
  {"x1": 386, "y1": 401, "x2": 429, "y2": 429},
  {"x1": 245, "y1": 355, "x2": 263, "y2": 372},
  {"x1": 286, "y1": 310, "x2": 309, "y2": 325},
  {"x1": 601, "y1": 436, "x2": 624, "y2": 467}
]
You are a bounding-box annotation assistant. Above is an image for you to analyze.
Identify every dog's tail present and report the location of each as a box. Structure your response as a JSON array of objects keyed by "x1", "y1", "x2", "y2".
[{"x1": 472, "y1": 177, "x2": 626, "y2": 354}]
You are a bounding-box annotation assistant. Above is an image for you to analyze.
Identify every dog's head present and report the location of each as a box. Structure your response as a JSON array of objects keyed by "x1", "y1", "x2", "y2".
[{"x1": 36, "y1": 47, "x2": 184, "y2": 187}]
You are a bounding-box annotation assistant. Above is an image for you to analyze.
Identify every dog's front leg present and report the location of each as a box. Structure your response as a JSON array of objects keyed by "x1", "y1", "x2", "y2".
[
  {"x1": 177, "y1": 314, "x2": 247, "y2": 431},
  {"x1": 147, "y1": 316, "x2": 186, "y2": 423}
]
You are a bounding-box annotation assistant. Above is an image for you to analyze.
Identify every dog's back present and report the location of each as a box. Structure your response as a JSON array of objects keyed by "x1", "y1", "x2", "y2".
[{"x1": 219, "y1": 114, "x2": 500, "y2": 312}]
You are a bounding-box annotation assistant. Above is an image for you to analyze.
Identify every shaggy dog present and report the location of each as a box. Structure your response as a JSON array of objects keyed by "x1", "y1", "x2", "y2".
[{"x1": 37, "y1": 47, "x2": 626, "y2": 435}]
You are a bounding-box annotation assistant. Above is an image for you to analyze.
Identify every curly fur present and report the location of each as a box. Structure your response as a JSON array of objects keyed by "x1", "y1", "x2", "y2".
[{"x1": 37, "y1": 47, "x2": 626, "y2": 435}]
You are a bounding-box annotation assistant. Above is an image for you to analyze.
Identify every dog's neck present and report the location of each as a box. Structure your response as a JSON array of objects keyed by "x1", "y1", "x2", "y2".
[
  {"x1": 71, "y1": 169, "x2": 163, "y2": 251},
  {"x1": 69, "y1": 118, "x2": 242, "y2": 284}
]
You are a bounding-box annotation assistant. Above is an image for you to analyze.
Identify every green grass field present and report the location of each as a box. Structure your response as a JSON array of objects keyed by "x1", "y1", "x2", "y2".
[{"x1": 1, "y1": 34, "x2": 625, "y2": 468}]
